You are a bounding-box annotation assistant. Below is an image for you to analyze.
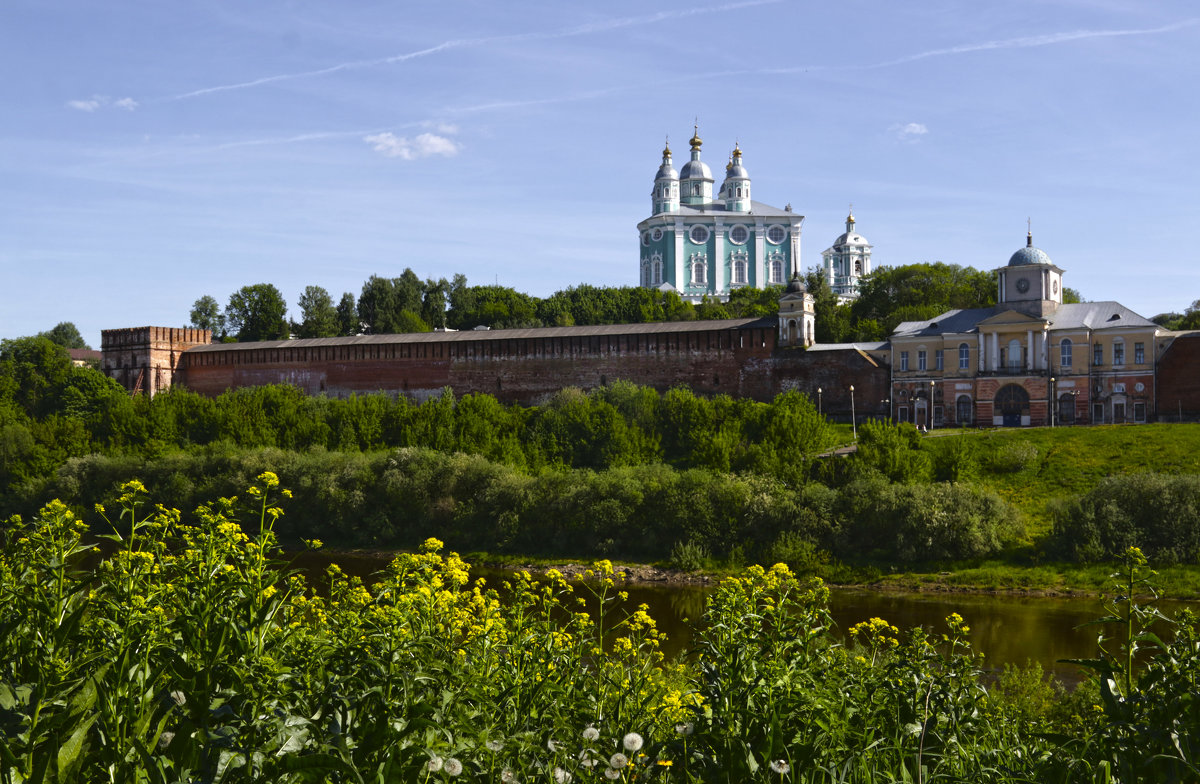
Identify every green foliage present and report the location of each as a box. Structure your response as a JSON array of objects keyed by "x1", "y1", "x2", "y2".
[
  {"x1": 990, "y1": 439, "x2": 1040, "y2": 473},
  {"x1": 295, "y1": 285, "x2": 340, "y2": 338},
  {"x1": 850, "y1": 419, "x2": 930, "y2": 482},
  {"x1": 36, "y1": 321, "x2": 90, "y2": 350},
  {"x1": 852, "y1": 262, "x2": 996, "y2": 336},
  {"x1": 3, "y1": 483, "x2": 1197, "y2": 781},
  {"x1": 189, "y1": 294, "x2": 226, "y2": 337},
  {"x1": 837, "y1": 477, "x2": 1023, "y2": 562},
  {"x1": 929, "y1": 434, "x2": 980, "y2": 482},
  {"x1": 335, "y1": 291, "x2": 358, "y2": 336},
  {"x1": 669, "y1": 539, "x2": 709, "y2": 572},
  {"x1": 225, "y1": 283, "x2": 289, "y2": 342},
  {"x1": 1050, "y1": 473, "x2": 1200, "y2": 563}
]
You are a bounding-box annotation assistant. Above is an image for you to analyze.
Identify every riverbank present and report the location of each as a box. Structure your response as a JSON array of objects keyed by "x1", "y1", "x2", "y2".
[{"x1": 311, "y1": 547, "x2": 1200, "y2": 600}]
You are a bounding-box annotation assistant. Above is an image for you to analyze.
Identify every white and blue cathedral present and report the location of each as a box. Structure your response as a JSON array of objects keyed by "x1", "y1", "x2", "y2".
[{"x1": 637, "y1": 127, "x2": 804, "y2": 302}]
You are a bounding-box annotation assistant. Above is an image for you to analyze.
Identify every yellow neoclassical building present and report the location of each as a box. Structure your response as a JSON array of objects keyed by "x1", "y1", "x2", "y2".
[{"x1": 888, "y1": 233, "x2": 1159, "y2": 428}]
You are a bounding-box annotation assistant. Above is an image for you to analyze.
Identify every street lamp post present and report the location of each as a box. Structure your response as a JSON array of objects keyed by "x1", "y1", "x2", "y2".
[
  {"x1": 817, "y1": 387, "x2": 822, "y2": 417},
  {"x1": 929, "y1": 380, "x2": 936, "y2": 431},
  {"x1": 1050, "y1": 377, "x2": 1056, "y2": 428},
  {"x1": 849, "y1": 384, "x2": 857, "y2": 439}
]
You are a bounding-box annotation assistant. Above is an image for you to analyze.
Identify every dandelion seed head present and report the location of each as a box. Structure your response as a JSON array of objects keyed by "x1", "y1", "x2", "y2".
[
  {"x1": 500, "y1": 768, "x2": 517, "y2": 783},
  {"x1": 547, "y1": 739, "x2": 560, "y2": 753},
  {"x1": 427, "y1": 756, "x2": 443, "y2": 772},
  {"x1": 622, "y1": 732, "x2": 644, "y2": 752},
  {"x1": 770, "y1": 759, "x2": 791, "y2": 774},
  {"x1": 582, "y1": 726, "x2": 600, "y2": 742},
  {"x1": 553, "y1": 767, "x2": 572, "y2": 783},
  {"x1": 486, "y1": 739, "x2": 504, "y2": 752},
  {"x1": 675, "y1": 722, "x2": 693, "y2": 736},
  {"x1": 610, "y1": 752, "x2": 629, "y2": 768},
  {"x1": 444, "y1": 758, "x2": 463, "y2": 776},
  {"x1": 604, "y1": 769, "x2": 621, "y2": 780}
]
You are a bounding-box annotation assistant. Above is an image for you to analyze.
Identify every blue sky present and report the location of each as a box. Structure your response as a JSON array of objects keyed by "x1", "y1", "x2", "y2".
[{"x1": 2, "y1": 0, "x2": 1198, "y2": 347}]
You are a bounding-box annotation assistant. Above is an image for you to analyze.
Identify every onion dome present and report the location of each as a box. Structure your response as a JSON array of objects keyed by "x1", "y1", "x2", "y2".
[
  {"x1": 832, "y1": 210, "x2": 867, "y2": 247},
  {"x1": 724, "y1": 143, "x2": 749, "y2": 179},
  {"x1": 655, "y1": 141, "x2": 678, "y2": 180},
  {"x1": 1008, "y1": 230, "x2": 1052, "y2": 266},
  {"x1": 786, "y1": 272, "x2": 807, "y2": 294},
  {"x1": 679, "y1": 123, "x2": 713, "y2": 181}
]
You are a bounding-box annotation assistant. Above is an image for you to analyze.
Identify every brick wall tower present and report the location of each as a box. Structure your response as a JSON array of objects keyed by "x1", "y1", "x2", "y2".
[{"x1": 101, "y1": 327, "x2": 211, "y2": 396}]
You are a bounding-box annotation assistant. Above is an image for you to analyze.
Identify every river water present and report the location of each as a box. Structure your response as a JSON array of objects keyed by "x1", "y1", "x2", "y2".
[{"x1": 298, "y1": 552, "x2": 1193, "y2": 683}]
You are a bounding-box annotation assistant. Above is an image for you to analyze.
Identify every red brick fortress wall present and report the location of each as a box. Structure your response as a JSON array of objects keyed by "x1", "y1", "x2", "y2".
[
  {"x1": 1157, "y1": 333, "x2": 1200, "y2": 420},
  {"x1": 165, "y1": 319, "x2": 889, "y2": 407},
  {"x1": 101, "y1": 327, "x2": 212, "y2": 396}
]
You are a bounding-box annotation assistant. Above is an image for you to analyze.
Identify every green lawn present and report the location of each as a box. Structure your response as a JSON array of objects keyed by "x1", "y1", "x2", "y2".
[{"x1": 924, "y1": 423, "x2": 1200, "y2": 538}]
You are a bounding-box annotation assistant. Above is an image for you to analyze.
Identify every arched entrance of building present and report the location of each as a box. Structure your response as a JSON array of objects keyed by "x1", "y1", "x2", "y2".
[{"x1": 994, "y1": 384, "x2": 1029, "y2": 427}]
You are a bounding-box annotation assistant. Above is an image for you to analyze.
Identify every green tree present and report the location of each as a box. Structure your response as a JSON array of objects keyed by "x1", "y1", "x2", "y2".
[
  {"x1": 225, "y1": 284, "x2": 289, "y2": 342},
  {"x1": 37, "y1": 322, "x2": 90, "y2": 350},
  {"x1": 447, "y1": 283, "x2": 538, "y2": 329},
  {"x1": 296, "y1": 285, "x2": 339, "y2": 339},
  {"x1": 335, "y1": 292, "x2": 358, "y2": 336},
  {"x1": 851, "y1": 263, "x2": 996, "y2": 336},
  {"x1": 189, "y1": 295, "x2": 226, "y2": 338},
  {"x1": 803, "y1": 269, "x2": 851, "y2": 343},
  {"x1": 1062, "y1": 287, "x2": 1083, "y2": 304},
  {"x1": 1179, "y1": 299, "x2": 1200, "y2": 330}
]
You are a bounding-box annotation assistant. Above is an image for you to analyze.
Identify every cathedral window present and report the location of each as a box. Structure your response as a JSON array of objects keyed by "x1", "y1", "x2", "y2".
[
  {"x1": 766, "y1": 225, "x2": 787, "y2": 244},
  {"x1": 729, "y1": 225, "x2": 749, "y2": 244},
  {"x1": 769, "y1": 256, "x2": 784, "y2": 284},
  {"x1": 1060, "y1": 338, "x2": 1072, "y2": 368},
  {"x1": 651, "y1": 254, "x2": 663, "y2": 286},
  {"x1": 731, "y1": 253, "x2": 748, "y2": 285},
  {"x1": 689, "y1": 225, "x2": 710, "y2": 244},
  {"x1": 692, "y1": 261, "x2": 707, "y2": 285}
]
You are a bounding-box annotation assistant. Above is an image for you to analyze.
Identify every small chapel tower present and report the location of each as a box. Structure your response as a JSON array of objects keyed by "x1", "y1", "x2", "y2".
[{"x1": 778, "y1": 273, "x2": 815, "y2": 347}]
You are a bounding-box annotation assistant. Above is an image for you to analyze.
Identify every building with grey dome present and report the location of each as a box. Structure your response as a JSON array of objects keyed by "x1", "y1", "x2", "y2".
[
  {"x1": 638, "y1": 127, "x2": 803, "y2": 302},
  {"x1": 888, "y1": 231, "x2": 1159, "y2": 428},
  {"x1": 821, "y1": 209, "x2": 873, "y2": 301}
]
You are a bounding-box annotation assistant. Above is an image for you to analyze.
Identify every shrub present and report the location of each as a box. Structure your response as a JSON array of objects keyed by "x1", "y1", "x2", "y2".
[
  {"x1": 991, "y1": 439, "x2": 1040, "y2": 473},
  {"x1": 1050, "y1": 472, "x2": 1200, "y2": 563}
]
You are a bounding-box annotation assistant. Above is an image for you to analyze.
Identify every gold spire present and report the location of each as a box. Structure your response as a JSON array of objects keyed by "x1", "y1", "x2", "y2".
[
  {"x1": 663, "y1": 135, "x2": 670, "y2": 158},
  {"x1": 689, "y1": 121, "x2": 702, "y2": 151},
  {"x1": 847, "y1": 203, "x2": 855, "y2": 224},
  {"x1": 732, "y1": 141, "x2": 742, "y2": 161}
]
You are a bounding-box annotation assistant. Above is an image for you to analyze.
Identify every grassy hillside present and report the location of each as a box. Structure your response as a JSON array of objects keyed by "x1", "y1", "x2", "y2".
[{"x1": 928, "y1": 423, "x2": 1200, "y2": 538}]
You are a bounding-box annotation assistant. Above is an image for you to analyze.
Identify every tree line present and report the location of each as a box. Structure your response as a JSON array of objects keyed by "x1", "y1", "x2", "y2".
[
  {"x1": 186, "y1": 261, "x2": 1086, "y2": 344},
  {"x1": 187, "y1": 273, "x2": 788, "y2": 343}
]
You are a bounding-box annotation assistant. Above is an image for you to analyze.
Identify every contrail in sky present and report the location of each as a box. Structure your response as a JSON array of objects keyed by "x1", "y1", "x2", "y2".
[
  {"x1": 167, "y1": 0, "x2": 780, "y2": 101},
  {"x1": 866, "y1": 18, "x2": 1200, "y2": 69}
]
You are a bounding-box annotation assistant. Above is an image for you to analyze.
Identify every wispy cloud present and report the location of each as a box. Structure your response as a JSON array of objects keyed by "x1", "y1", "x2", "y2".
[
  {"x1": 892, "y1": 122, "x2": 929, "y2": 143},
  {"x1": 66, "y1": 94, "x2": 139, "y2": 112},
  {"x1": 365, "y1": 131, "x2": 461, "y2": 160},
  {"x1": 166, "y1": 0, "x2": 779, "y2": 101},
  {"x1": 868, "y1": 18, "x2": 1200, "y2": 69}
]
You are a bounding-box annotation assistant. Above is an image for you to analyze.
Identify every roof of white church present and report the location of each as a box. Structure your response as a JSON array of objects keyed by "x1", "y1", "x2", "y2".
[
  {"x1": 893, "y1": 302, "x2": 1157, "y2": 338},
  {"x1": 654, "y1": 200, "x2": 799, "y2": 219}
]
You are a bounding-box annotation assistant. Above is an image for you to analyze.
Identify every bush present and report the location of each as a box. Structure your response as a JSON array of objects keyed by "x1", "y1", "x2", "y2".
[
  {"x1": 1049, "y1": 473, "x2": 1200, "y2": 563},
  {"x1": 669, "y1": 539, "x2": 709, "y2": 572},
  {"x1": 991, "y1": 439, "x2": 1040, "y2": 473},
  {"x1": 837, "y1": 479, "x2": 1024, "y2": 562}
]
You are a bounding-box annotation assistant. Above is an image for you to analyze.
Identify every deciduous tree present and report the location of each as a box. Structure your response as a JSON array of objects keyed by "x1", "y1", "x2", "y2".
[{"x1": 225, "y1": 284, "x2": 289, "y2": 342}]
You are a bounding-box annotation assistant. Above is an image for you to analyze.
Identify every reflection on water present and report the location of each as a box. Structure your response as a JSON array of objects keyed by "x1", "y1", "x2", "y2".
[{"x1": 293, "y1": 551, "x2": 1192, "y2": 683}]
